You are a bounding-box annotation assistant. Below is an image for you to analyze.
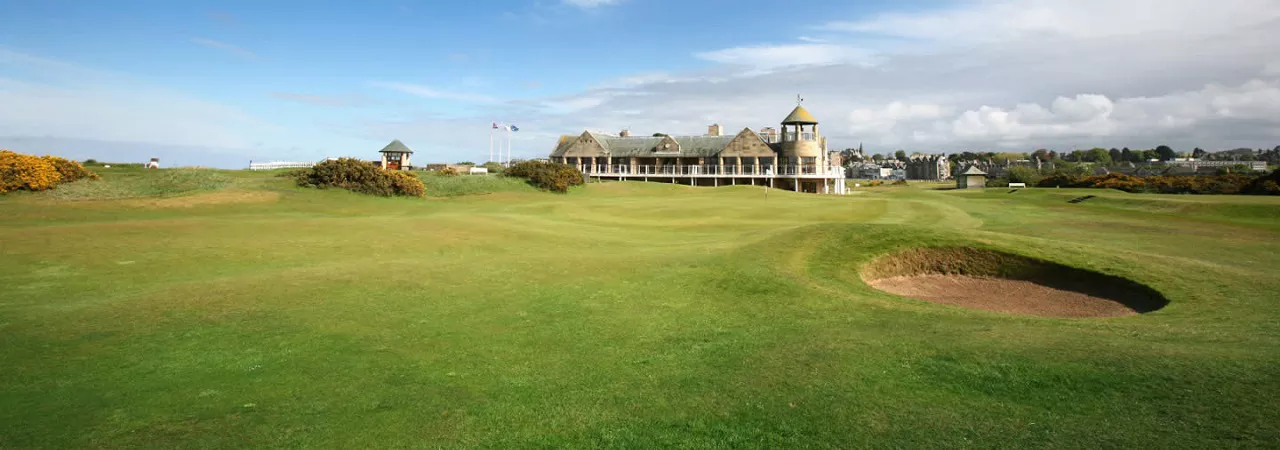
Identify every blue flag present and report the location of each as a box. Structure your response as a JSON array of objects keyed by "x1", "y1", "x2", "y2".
[{"x1": 509, "y1": 125, "x2": 519, "y2": 132}]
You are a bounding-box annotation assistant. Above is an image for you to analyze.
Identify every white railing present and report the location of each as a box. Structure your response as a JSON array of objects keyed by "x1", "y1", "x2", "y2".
[
  {"x1": 578, "y1": 165, "x2": 844, "y2": 177},
  {"x1": 249, "y1": 161, "x2": 317, "y2": 171}
]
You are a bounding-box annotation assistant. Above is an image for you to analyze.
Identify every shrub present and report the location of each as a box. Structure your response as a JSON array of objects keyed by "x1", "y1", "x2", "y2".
[
  {"x1": 866, "y1": 180, "x2": 884, "y2": 187},
  {"x1": 295, "y1": 158, "x2": 425, "y2": 197},
  {"x1": 891, "y1": 179, "x2": 909, "y2": 186},
  {"x1": 985, "y1": 177, "x2": 1009, "y2": 188},
  {"x1": 438, "y1": 167, "x2": 460, "y2": 177},
  {"x1": 83, "y1": 159, "x2": 98, "y2": 164},
  {"x1": 1084, "y1": 174, "x2": 1145, "y2": 192},
  {"x1": 1037, "y1": 174, "x2": 1084, "y2": 188},
  {"x1": 1, "y1": 150, "x2": 62, "y2": 193},
  {"x1": 42, "y1": 155, "x2": 99, "y2": 183},
  {"x1": 387, "y1": 171, "x2": 426, "y2": 197},
  {"x1": 1006, "y1": 166, "x2": 1045, "y2": 185},
  {"x1": 1244, "y1": 169, "x2": 1280, "y2": 195},
  {"x1": 504, "y1": 160, "x2": 584, "y2": 193}
]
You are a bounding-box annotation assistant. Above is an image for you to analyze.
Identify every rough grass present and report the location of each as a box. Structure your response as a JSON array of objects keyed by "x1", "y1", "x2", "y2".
[
  {"x1": 36, "y1": 167, "x2": 233, "y2": 200},
  {"x1": 1, "y1": 176, "x2": 1279, "y2": 448},
  {"x1": 418, "y1": 172, "x2": 540, "y2": 197}
]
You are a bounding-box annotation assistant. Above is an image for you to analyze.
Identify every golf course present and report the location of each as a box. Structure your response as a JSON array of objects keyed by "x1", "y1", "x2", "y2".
[{"x1": 2, "y1": 166, "x2": 1279, "y2": 448}]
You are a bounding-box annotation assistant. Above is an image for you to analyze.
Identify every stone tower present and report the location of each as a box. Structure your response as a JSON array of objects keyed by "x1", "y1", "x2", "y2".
[{"x1": 779, "y1": 103, "x2": 823, "y2": 172}]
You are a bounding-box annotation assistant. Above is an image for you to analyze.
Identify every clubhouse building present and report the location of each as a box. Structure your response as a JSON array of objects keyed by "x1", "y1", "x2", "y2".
[{"x1": 548, "y1": 105, "x2": 848, "y2": 194}]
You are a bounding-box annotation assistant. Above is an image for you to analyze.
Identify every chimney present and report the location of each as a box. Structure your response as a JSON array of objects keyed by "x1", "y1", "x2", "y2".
[
  {"x1": 619, "y1": 129, "x2": 631, "y2": 137},
  {"x1": 760, "y1": 127, "x2": 777, "y2": 143},
  {"x1": 707, "y1": 123, "x2": 723, "y2": 136}
]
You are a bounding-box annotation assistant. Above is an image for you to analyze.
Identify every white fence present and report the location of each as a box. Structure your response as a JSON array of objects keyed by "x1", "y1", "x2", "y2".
[{"x1": 248, "y1": 161, "x2": 317, "y2": 171}]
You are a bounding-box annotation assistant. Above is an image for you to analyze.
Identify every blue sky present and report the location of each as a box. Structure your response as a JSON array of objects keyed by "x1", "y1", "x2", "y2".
[{"x1": 2, "y1": 0, "x2": 1278, "y2": 167}]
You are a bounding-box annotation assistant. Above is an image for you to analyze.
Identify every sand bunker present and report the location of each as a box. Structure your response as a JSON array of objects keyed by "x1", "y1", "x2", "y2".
[{"x1": 862, "y1": 247, "x2": 1167, "y2": 318}]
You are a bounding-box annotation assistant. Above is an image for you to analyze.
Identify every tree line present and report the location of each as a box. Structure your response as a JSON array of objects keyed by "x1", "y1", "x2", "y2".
[{"x1": 840, "y1": 145, "x2": 1280, "y2": 167}]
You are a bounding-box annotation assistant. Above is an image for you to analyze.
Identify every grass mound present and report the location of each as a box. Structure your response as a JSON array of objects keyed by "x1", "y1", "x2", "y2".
[
  {"x1": 40, "y1": 168, "x2": 232, "y2": 200},
  {"x1": 418, "y1": 172, "x2": 539, "y2": 197},
  {"x1": 862, "y1": 247, "x2": 1168, "y2": 317}
]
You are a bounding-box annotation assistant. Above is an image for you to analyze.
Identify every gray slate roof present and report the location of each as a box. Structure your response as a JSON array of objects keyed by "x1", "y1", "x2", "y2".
[
  {"x1": 552, "y1": 132, "x2": 740, "y2": 158},
  {"x1": 378, "y1": 139, "x2": 413, "y2": 154},
  {"x1": 959, "y1": 165, "x2": 988, "y2": 175}
]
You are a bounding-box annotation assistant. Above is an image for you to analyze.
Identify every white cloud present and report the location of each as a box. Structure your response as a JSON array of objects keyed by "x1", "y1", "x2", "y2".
[
  {"x1": 190, "y1": 37, "x2": 258, "y2": 59},
  {"x1": 0, "y1": 48, "x2": 286, "y2": 152},
  {"x1": 563, "y1": 0, "x2": 622, "y2": 8},
  {"x1": 695, "y1": 44, "x2": 875, "y2": 70},
  {"x1": 369, "y1": 81, "x2": 499, "y2": 103}
]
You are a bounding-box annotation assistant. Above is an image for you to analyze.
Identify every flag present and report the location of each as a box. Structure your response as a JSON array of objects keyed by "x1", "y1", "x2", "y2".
[
  {"x1": 492, "y1": 122, "x2": 498, "y2": 129},
  {"x1": 510, "y1": 125, "x2": 520, "y2": 132}
]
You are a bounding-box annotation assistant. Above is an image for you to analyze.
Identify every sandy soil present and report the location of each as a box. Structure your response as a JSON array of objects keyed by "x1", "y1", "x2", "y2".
[{"x1": 868, "y1": 275, "x2": 1140, "y2": 318}]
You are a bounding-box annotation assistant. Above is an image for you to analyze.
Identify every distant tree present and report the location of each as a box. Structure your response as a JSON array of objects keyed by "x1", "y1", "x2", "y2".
[
  {"x1": 1141, "y1": 149, "x2": 1160, "y2": 161},
  {"x1": 1087, "y1": 148, "x2": 1112, "y2": 164},
  {"x1": 1155, "y1": 145, "x2": 1177, "y2": 161},
  {"x1": 1120, "y1": 148, "x2": 1133, "y2": 163},
  {"x1": 1192, "y1": 147, "x2": 1208, "y2": 159},
  {"x1": 959, "y1": 151, "x2": 979, "y2": 161},
  {"x1": 872, "y1": 153, "x2": 885, "y2": 162},
  {"x1": 457, "y1": 161, "x2": 476, "y2": 165},
  {"x1": 1048, "y1": 150, "x2": 1059, "y2": 160},
  {"x1": 1031, "y1": 149, "x2": 1051, "y2": 161},
  {"x1": 1109, "y1": 148, "x2": 1122, "y2": 163},
  {"x1": 894, "y1": 150, "x2": 908, "y2": 162},
  {"x1": 652, "y1": 133, "x2": 667, "y2": 137}
]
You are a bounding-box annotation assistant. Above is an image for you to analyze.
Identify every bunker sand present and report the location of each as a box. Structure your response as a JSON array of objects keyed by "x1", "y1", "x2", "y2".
[{"x1": 869, "y1": 275, "x2": 1140, "y2": 318}]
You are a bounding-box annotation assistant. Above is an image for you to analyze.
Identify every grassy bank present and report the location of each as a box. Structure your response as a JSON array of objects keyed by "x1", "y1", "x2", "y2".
[{"x1": 1, "y1": 169, "x2": 1279, "y2": 448}]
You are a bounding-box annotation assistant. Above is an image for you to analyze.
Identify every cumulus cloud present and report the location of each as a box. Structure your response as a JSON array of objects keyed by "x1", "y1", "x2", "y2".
[{"x1": 497, "y1": 0, "x2": 1280, "y2": 154}]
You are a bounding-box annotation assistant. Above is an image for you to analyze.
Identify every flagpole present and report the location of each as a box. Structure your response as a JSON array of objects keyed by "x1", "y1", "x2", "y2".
[
  {"x1": 489, "y1": 126, "x2": 494, "y2": 163},
  {"x1": 506, "y1": 126, "x2": 511, "y2": 166}
]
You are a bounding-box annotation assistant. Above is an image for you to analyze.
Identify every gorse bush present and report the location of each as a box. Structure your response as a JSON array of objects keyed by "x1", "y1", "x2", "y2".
[
  {"x1": 43, "y1": 156, "x2": 100, "y2": 183},
  {"x1": 438, "y1": 167, "x2": 460, "y2": 177},
  {"x1": 1034, "y1": 171, "x2": 1277, "y2": 195},
  {"x1": 891, "y1": 179, "x2": 909, "y2": 186},
  {"x1": 387, "y1": 171, "x2": 426, "y2": 197},
  {"x1": 294, "y1": 158, "x2": 425, "y2": 197},
  {"x1": 1, "y1": 150, "x2": 99, "y2": 194},
  {"x1": 1, "y1": 150, "x2": 61, "y2": 193},
  {"x1": 504, "y1": 161, "x2": 584, "y2": 193}
]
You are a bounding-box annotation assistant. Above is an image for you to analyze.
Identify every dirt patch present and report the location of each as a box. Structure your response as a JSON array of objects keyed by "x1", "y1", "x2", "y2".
[
  {"x1": 869, "y1": 275, "x2": 1140, "y2": 318},
  {"x1": 862, "y1": 247, "x2": 1167, "y2": 318}
]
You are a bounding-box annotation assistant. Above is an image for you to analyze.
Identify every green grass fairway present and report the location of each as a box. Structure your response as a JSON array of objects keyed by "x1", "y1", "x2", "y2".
[{"x1": 3, "y1": 169, "x2": 1279, "y2": 448}]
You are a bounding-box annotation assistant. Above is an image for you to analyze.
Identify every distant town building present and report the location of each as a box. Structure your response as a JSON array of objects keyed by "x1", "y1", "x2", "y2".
[{"x1": 905, "y1": 154, "x2": 951, "y2": 181}]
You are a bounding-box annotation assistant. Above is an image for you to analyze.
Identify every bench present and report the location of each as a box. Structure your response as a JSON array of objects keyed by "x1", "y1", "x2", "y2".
[{"x1": 1008, "y1": 182, "x2": 1027, "y2": 188}]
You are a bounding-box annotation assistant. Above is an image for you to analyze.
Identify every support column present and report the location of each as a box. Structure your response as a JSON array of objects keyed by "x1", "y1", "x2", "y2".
[
  {"x1": 794, "y1": 179, "x2": 799, "y2": 192},
  {"x1": 606, "y1": 156, "x2": 612, "y2": 174},
  {"x1": 631, "y1": 157, "x2": 637, "y2": 175}
]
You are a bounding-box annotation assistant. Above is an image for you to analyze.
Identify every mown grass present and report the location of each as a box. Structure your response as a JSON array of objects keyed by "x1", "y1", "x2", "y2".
[{"x1": 1, "y1": 170, "x2": 1279, "y2": 448}]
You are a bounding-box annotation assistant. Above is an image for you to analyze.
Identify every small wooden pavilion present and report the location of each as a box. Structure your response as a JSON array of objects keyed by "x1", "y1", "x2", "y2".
[
  {"x1": 956, "y1": 165, "x2": 988, "y2": 189},
  {"x1": 378, "y1": 140, "x2": 413, "y2": 170}
]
